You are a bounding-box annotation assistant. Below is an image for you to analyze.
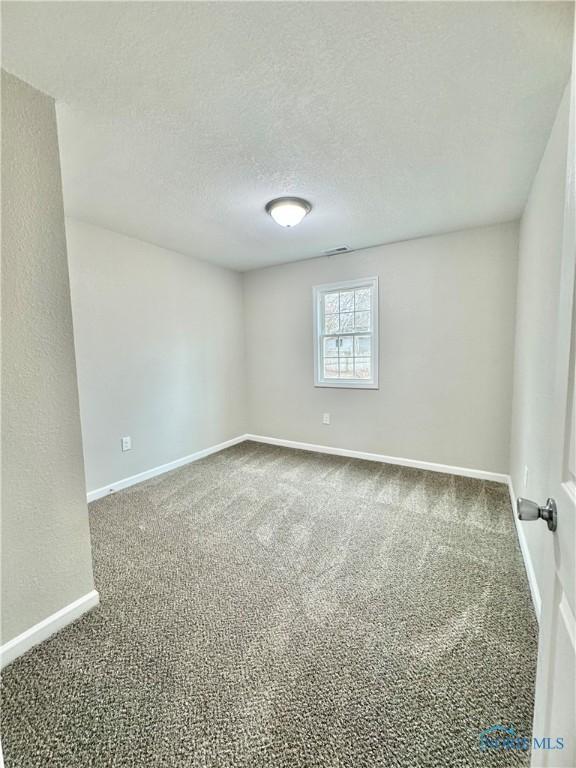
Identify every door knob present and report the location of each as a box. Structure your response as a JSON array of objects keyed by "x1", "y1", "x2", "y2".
[{"x1": 517, "y1": 497, "x2": 557, "y2": 532}]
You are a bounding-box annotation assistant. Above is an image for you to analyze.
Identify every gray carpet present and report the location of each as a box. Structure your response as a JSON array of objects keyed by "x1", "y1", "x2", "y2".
[{"x1": 1, "y1": 441, "x2": 538, "y2": 767}]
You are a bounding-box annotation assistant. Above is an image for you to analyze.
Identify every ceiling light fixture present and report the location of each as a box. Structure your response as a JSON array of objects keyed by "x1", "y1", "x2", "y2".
[{"x1": 265, "y1": 197, "x2": 311, "y2": 228}]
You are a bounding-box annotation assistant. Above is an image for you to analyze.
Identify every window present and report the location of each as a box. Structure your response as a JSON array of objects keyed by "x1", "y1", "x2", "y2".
[{"x1": 313, "y1": 277, "x2": 378, "y2": 388}]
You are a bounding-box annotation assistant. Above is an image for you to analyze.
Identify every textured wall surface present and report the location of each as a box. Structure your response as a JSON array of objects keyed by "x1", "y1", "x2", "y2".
[
  {"x1": 1, "y1": 71, "x2": 95, "y2": 644},
  {"x1": 244, "y1": 222, "x2": 518, "y2": 474},
  {"x1": 510, "y1": 82, "x2": 571, "y2": 598},
  {"x1": 66, "y1": 218, "x2": 247, "y2": 493}
]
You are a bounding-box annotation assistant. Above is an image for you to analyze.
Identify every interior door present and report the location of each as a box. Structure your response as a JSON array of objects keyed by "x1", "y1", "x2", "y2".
[{"x1": 529, "y1": 61, "x2": 576, "y2": 767}]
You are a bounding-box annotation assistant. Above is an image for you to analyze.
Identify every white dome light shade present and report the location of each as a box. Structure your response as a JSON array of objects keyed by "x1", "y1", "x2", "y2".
[{"x1": 265, "y1": 197, "x2": 311, "y2": 227}]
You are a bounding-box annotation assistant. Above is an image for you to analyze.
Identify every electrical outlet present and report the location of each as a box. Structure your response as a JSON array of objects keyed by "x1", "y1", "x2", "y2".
[
  {"x1": 323, "y1": 413, "x2": 330, "y2": 425},
  {"x1": 121, "y1": 436, "x2": 132, "y2": 452},
  {"x1": 523, "y1": 465, "x2": 529, "y2": 490}
]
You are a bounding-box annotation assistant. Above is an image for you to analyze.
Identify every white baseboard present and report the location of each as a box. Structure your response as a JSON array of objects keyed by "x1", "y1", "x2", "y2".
[
  {"x1": 0, "y1": 589, "x2": 100, "y2": 669},
  {"x1": 244, "y1": 434, "x2": 508, "y2": 484},
  {"x1": 87, "y1": 435, "x2": 247, "y2": 502},
  {"x1": 507, "y1": 478, "x2": 542, "y2": 622},
  {"x1": 88, "y1": 433, "x2": 508, "y2": 502}
]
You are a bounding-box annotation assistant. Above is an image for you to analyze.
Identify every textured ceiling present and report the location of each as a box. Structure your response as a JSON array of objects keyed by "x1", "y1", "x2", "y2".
[{"x1": 2, "y1": 2, "x2": 573, "y2": 270}]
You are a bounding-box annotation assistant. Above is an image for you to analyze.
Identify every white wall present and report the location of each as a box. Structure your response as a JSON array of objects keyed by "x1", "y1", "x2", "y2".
[
  {"x1": 66, "y1": 218, "x2": 247, "y2": 493},
  {"x1": 1, "y1": 71, "x2": 95, "y2": 644},
  {"x1": 244, "y1": 222, "x2": 519, "y2": 474},
  {"x1": 510, "y1": 82, "x2": 571, "y2": 605}
]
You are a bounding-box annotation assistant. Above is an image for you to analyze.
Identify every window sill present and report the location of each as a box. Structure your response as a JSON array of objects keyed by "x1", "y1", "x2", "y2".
[{"x1": 314, "y1": 381, "x2": 379, "y2": 390}]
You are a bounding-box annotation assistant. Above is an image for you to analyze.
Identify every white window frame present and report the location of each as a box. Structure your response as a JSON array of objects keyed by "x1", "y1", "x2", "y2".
[{"x1": 313, "y1": 276, "x2": 379, "y2": 389}]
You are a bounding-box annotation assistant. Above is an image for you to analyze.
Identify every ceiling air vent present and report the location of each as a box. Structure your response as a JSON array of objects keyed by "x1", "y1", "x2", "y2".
[{"x1": 322, "y1": 246, "x2": 351, "y2": 256}]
